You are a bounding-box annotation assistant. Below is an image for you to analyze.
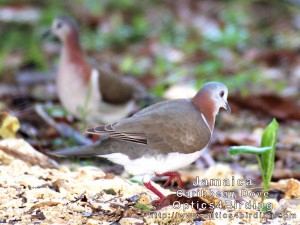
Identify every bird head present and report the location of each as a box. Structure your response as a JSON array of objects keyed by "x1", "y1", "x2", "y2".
[
  {"x1": 44, "y1": 16, "x2": 79, "y2": 43},
  {"x1": 193, "y1": 82, "x2": 231, "y2": 116}
]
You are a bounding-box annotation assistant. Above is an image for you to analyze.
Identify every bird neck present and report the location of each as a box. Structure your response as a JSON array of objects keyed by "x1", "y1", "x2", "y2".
[
  {"x1": 60, "y1": 32, "x2": 91, "y2": 84},
  {"x1": 192, "y1": 93, "x2": 217, "y2": 131}
]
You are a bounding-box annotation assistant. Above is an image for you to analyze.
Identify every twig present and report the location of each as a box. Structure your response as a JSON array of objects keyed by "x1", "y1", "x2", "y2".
[
  {"x1": 16, "y1": 71, "x2": 55, "y2": 85},
  {"x1": 34, "y1": 104, "x2": 92, "y2": 145}
]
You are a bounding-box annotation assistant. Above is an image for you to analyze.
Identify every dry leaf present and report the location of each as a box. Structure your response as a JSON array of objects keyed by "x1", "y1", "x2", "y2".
[
  {"x1": 0, "y1": 112, "x2": 20, "y2": 139},
  {"x1": 28, "y1": 201, "x2": 61, "y2": 213},
  {"x1": 229, "y1": 94, "x2": 300, "y2": 120},
  {"x1": 0, "y1": 139, "x2": 58, "y2": 168},
  {"x1": 285, "y1": 179, "x2": 300, "y2": 199},
  {"x1": 270, "y1": 179, "x2": 300, "y2": 199}
]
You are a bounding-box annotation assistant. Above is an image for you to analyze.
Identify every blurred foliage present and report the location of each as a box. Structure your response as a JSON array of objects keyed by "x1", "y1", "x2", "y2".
[{"x1": 0, "y1": 0, "x2": 299, "y2": 96}]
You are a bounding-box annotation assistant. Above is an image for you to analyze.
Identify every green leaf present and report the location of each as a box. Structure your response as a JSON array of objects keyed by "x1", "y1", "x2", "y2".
[
  {"x1": 260, "y1": 119, "x2": 279, "y2": 191},
  {"x1": 120, "y1": 56, "x2": 135, "y2": 73},
  {"x1": 103, "y1": 189, "x2": 117, "y2": 195},
  {"x1": 129, "y1": 179, "x2": 143, "y2": 186},
  {"x1": 228, "y1": 146, "x2": 272, "y2": 156},
  {"x1": 135, "y1": 202, "x2": 151, "y2": 211},
  {"x1": 45, "y1": 106, "x2": 70, "y2": 118}
]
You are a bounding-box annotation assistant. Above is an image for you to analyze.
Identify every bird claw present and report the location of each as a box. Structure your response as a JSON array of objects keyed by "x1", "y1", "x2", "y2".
[
  {"x1": 163, "y1": 177, "x2": 178, "y2": 187},
  {"x1": 156, "y1": 172, "x2": 184, "y2": 188}
]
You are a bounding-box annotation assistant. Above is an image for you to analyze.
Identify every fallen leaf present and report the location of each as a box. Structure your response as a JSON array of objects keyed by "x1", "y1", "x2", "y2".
[
  {"x1": 215, "y1": 131, "x2": 261, "y2": 146},
  {"x1": 284, "y1": 179, "x2": 300, "y2": 199},
  {"x1": 270, "y1": 179, "x2": 300, "y2": 199},
  {"x1": 229, "y1": 94, "x2": 300, "y2": 120},
  {"x1": 272, "y1": 168, "x2": 300, "y2": 180},
  {"x1": 0, "y1": 139, "x2": 58, "y2": 168},
  {"x1": 253, "y1": 49, "x2": 298, "y2": 67},
  {"x1": 28, "y1": 201, "x2": 61, "y2": 213},
  {"x1": 0, "y1": 112, "x2": 20, "y2": 139}
]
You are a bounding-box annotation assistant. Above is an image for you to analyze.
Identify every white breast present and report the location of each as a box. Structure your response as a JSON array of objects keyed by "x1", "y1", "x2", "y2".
[
  {"x1": 101, "y1": 149, "x2": 206, "y2": 176},
  {"x1": 57, "y1": 56, "x2": 101, "y2": 120}
]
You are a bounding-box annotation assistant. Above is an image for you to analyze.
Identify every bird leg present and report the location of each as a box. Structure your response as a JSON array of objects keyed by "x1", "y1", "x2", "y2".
[
  {"x1": 143, "y1": 181, "x2": 165, "y2": 200},
  {"x1": 155, "y1": 171, "x2": 184, "y2": 188},
  {"x1": 143, "y1": 173, "x2": 184, "y2": 205}
]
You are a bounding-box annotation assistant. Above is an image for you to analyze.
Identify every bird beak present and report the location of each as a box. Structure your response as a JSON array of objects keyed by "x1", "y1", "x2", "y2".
[
  {"x1": 225, "y1": 101, "x2": 231, "y2": 113},
  {"x1": 42, "y1": 29, "x2": 52, "y2": 39}
]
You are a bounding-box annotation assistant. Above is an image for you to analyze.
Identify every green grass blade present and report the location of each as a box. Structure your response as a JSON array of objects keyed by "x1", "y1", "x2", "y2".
[
  {"x1": 261, "y1": 119, "x2": 279, "y2": 191},
  {"x1": 228, "y1": 146, "x2": 272, "y2": 156}
]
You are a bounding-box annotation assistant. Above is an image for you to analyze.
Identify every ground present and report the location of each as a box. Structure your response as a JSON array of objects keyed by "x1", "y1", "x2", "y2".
[{"x1": 0, "y1": 1, "x2": 299, "y2": 224}]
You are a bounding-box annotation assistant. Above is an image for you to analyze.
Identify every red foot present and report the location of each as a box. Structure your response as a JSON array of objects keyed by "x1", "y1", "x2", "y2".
[
  {"x1": 143, "y1": 181, "x2": 165, "y2": 201},
  {"x1": 155, "y1": 171, "x2": 184, "y2": 188}
]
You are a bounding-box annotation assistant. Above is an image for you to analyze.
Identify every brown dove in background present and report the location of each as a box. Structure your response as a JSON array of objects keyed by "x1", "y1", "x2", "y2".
[{"x1": 47, "y1": 16, "x2": 146, "y2": 125}]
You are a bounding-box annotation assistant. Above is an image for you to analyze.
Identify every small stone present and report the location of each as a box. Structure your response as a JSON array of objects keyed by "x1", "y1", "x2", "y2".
[
  {"x1": 87, "y1": 219, "x2": 99, "y2": 225},
  {"x1": 127, "y1": 195, "x2": 140, "y2": 203},
  {"x1": 74, "y1": 166, "x2": 105, "y2": 180},
  {"x1": 82, "y1": 212, "x2": 92, "y2": 217},
  {"x1": 25, "y1": 188, "x2": 62, "y2": 202},
  {"x1": 119, "y1": 217, "x2": 144, "y2": 225},
  {"x1": 138, "y1": 193, "x2": 151, "y2": 205}
]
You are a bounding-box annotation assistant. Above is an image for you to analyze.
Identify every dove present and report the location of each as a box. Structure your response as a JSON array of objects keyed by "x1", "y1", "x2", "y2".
[
  {"x1": 47, "y1": 16, "x2": 145, "y2": 125},
  {"x1": 48, "y1": 82, "x2": 230, "y2": 201}
]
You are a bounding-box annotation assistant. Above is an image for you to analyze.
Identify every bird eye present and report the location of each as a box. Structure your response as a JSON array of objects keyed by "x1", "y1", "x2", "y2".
[
  {"x1": 219, "y1": 91, "x2": 225, "y2": 98},
  {"x1": 56, "y1": 23, "x2": 62, "y2": 29}
]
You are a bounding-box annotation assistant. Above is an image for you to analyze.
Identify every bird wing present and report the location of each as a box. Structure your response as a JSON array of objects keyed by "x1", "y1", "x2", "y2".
[
  {"x1": 97, "y1": 67, "x2": 136, "y2": 104},
  {"x1": 87, "y1": 99, "x2": 212, "y2": 154}
]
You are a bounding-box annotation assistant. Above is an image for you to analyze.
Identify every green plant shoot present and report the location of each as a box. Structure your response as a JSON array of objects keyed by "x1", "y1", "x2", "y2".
[
  {"x1": 228, "y1": 119, "x2": 279, "y2": 198},
  {"x1": 260, "y1": 119, "x2": 279, "y2": 192},
  {"x1": 228, "y1": 146, "x2": 272, "y2": 156}
]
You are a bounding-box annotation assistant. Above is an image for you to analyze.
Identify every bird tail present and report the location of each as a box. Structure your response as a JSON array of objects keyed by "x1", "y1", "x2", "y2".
[
  {"x1": 47, "y1": 137, "x2": 149, "y2": 159},
  {"x1": 47, "y1": 137, "x2": 110, "y2": 157}
]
